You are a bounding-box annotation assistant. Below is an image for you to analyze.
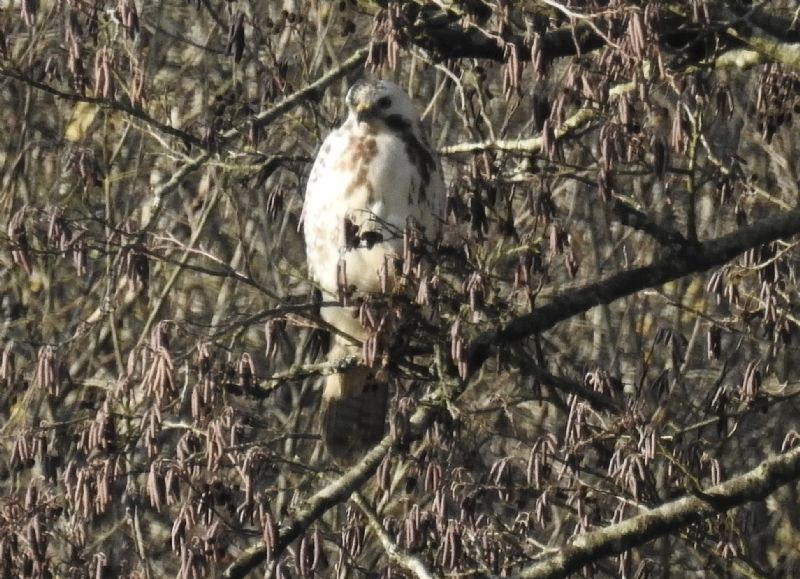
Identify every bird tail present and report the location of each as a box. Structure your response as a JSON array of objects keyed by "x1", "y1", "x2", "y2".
[{"x1": 321, "y1": 366, "x2": 388, "y2": 465}]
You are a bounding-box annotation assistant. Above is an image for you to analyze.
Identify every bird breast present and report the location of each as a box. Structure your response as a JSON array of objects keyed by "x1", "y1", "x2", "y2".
[{"x1": 304, "y1": 123, "x2": 440, "y2": 297}]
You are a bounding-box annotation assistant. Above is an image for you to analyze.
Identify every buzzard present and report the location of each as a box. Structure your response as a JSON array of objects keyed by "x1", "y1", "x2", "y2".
[{"x1": 303, "y1": 79, "x2": 445, "y2": 463}]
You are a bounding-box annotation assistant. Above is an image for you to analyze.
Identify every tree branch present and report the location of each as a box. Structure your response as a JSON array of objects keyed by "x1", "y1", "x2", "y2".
[
  {"x1": 362, "y1": 0, "x2": 606, "y2": 63},
  {"x1": 224, "y1": 205, "x2": 800, "y2": 579},
  {"x1": 536, "y1": 369, "x2": 618, "y2": 413},
  {"x1": 439, "y1": 105, "x2": 601, "y2": 156},
  {"x1": 352, "y1": 492, "x2": 442, "y2": 579},
  {"x1": 467, "y1": 204, "x2": 800, "y2": 376},
  {"x1": 610, "y1": 196, "x2": 688, "y2": 248},
  {"x1": 141, "y1": 48, "x2": 368, "y2": 233},
  {"x1": 511, "y1": 445, "x2": 800, "y2": 579},
  {"x1": 219, "y1": 47, "x2": 369, "y2": 145},
  {"x1": 222, "y1": 368, "x2": 458, "y2": 578},
  {"x1": 722, "y1": 9, "x2": 800, "y2": 70},
  {"x1": 222, "y1": 436, "x2": 391, "y2": 578},
  {"x1": 0, "y1": 64, "x2": 207, "y2": 148}
]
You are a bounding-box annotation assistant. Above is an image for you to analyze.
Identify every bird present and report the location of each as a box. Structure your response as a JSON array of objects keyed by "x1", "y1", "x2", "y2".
[{"x1": 302, "y1": 79, "x2": 445, "y2": 464}]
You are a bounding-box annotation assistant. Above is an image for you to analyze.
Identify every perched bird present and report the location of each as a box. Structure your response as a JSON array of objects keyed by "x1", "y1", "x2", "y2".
[{"x1": 303, "y1": 79, "x2": 445, "y2": 463}]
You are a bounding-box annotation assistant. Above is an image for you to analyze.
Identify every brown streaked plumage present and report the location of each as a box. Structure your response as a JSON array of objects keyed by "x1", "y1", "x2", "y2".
[{"x1": 302, "y1": 80, "x2": 445, "y2": 464}]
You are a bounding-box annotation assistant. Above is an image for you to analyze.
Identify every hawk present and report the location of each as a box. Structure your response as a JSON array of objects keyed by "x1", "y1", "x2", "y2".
[{"x1": 303, "y1": 79, "x2": 445, "y2": 463}]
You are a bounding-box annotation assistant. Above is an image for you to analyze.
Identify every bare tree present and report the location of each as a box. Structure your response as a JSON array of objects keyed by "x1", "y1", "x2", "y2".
[{"x1": 2, "y1": 1, "x2": 800, "y2": 577}]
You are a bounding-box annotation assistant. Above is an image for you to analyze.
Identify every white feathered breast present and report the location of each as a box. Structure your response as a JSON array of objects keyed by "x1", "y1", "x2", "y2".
[{"x1": 303, "y1": 82, "x2": 444, "y2": 299}]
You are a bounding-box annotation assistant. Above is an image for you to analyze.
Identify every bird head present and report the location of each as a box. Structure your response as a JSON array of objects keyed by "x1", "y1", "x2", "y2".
[{"x1": 345, "y1": 80, "x2": 420, "y2": 127}]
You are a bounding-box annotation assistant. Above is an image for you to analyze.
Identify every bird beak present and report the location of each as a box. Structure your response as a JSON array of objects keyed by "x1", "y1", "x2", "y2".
[
  {"x1": 354, "y1": 99, "x2": 374, "y2": 121},
  {"x1": 350, "y1": 85, "x2": 376, "y2": 121}
]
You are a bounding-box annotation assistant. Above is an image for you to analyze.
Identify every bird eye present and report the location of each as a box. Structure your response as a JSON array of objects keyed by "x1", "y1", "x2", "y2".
[{"x1": 377, "y1": 96, "x2": 392, "y2": 109}]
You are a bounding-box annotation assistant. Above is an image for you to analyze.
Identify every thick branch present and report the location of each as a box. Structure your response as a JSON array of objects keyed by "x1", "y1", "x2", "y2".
[
  {"x1": 468, "y1": 204, "x2": 800, "y2": 376},
  {"x1": 404, "y1": 15, "x2": 603, "y2": 63},
  {"x1": 397, "y1": 1, "x2": 800, "y2": 73},
  {"x1": 225, "y1": 206, "x2": 800, "y2": 579},
  {"x1": 512, "y1": 445, "x2": 800, "y2": 579},
  {"x1": 610, "y1": 196, "x2": 688, "y2": 248},
  {"x1": 358, "y1": 0, "x2": 607, "y2": 63},
  {"x1": 222, "y1": 389, "x2": 446, "y2": 578},
  {"x1": 439, "y1": 105, "x2": 600, "y2": 156},
  {"x1": 353, "y1": 492, "x2": 441, "y2": 579},
  {"x1": 222, "y1": 437, "x2": 391, "y2": 578},
  {"x1": 725, "y1": 25, "x2": 800, "y2": 69}
]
